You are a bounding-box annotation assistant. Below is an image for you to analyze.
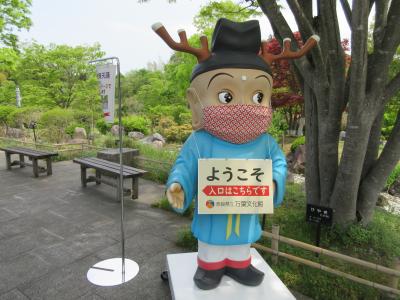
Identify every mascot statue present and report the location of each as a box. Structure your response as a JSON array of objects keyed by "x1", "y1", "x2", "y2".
[{"x1": 152, "y1": 18, "x2": 318, "y2": 290}]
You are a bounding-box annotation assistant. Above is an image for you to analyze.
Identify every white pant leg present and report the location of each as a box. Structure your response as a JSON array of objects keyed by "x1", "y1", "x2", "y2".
[
  {"x1": 198, "y1": 240, "x2": 251, "y2": 262},
  {"x1": 226, "y1": 243, "x2": 251, "y2": 261},
  {"x1": 198, "y1": 240, "x2": 226, "y2": 262}
]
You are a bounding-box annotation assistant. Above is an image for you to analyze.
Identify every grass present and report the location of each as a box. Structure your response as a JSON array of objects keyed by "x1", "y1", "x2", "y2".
[
  {"x1": 103, "y1": 134, "x2": 178, "y2": 183},
  {"x1": 170, "y1": 183, "x2": 400, "y2": 300},
  {"x1": 151, "y1": 196, "x2": 194, "y2": 219}
]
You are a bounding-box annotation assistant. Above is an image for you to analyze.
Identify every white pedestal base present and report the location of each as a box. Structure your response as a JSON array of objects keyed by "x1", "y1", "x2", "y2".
[
  {"x1": 167, "y1": 248, "x2": 295, "y2": 300},
  {"x1": 87, "y1": 258, "x2": 139, "y2": 286}
]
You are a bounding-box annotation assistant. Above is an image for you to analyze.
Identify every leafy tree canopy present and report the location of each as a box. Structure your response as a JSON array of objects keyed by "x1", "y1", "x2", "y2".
[{"x1": 0, "y1": 0, "x2": 32, "y2": 49}]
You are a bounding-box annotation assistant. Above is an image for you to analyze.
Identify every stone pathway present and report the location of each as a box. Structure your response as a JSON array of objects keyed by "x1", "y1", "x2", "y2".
[
  {"x1": 0, "y1": 153, "x2": 190, "y2": 300},
  {"x1": 0, "y1": 153, "x2": 312, "y2": 300}
]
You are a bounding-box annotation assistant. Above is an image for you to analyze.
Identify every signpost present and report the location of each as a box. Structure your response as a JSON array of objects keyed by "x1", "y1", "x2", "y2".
[
  {"x1": 306, "y1": 203, "x2": 333, "y2": 255},
  {"x1": 86, "y1": 57, "x2": 139, "y2": 286},
  {"x1": 95, "y1": 64, "x2": 117, "y2": 123},
  {"x1": 198, "y1": 159, "x2": 273, "y2": 214}
]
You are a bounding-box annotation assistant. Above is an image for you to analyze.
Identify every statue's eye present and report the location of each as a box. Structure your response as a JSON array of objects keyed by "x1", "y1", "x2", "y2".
[
  {"x1": 252, "y1": 91, "x2": 264, "y2": 104},
  {"x1": 218, "y1": 91, "x2": 233, "y2": 104}
]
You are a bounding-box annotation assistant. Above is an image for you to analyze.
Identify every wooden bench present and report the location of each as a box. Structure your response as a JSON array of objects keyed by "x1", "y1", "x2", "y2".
[
  {"x1": 0, "y1": 146, "x2": 58, "y2": 177},
  {"x1": 73, "y1": 157, "x2": 147, "y2": 200}
]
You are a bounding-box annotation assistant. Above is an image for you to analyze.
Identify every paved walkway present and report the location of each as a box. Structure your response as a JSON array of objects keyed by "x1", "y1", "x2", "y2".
[
  {"x1": 0, "y1": 153, "x2": 190, "y2": 300},
  {"x1": 0, "y1": 153, "x2": 311, "y2": 300}
]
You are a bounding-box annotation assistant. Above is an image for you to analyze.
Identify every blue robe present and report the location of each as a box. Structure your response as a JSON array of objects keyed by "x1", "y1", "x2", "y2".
[{"x1": 166, "y1": 130, "x2": 287, "y2": 245}]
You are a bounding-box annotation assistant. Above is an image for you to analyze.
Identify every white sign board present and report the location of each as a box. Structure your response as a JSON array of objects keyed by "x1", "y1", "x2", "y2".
[
  {"x1": 96, "y1": 64, "x2": 116, "y2": 123},
  {"x1": 198, "y1": 159, "x2": 273, "y2": 214}
]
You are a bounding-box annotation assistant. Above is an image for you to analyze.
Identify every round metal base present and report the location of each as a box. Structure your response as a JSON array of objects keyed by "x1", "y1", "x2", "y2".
[{"x1": 87, "y1": 258, "x2": 139, "y2": 286}]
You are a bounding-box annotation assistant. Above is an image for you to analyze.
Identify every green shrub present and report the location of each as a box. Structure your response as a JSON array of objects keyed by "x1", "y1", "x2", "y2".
[
  {"x1": 155, "y1": 116, "x2": 176, "y2": 137},
  {"x1": 147, "y1": 105, "x2": 190, "y2": 128},
  {"x1": 163, "y1": 124, "x2": 192, "y2": 143},
  {"x1": 65, "y1": 122, "x2": 87, "y2": 138},
  {"x1": 39, "y1": 108, "x2": 74, "y2": 143},
  {"x1": 178, "y1": 111, "x2": 192, "y2": 125},
  {"x1": 118, "y1": 115, "x2": 150, "y2": 135},
  {"x1": 72, "y1": 109, "x2": 95, "y2": 133},
  {"x1": 0, "y1": 105, "x2": 17, "y2": 125},
  {"x1": 386, "y1": 164, "x2": 400, "y2": 189},
  {"x1": 8, "y1": 106, "x2": 44, "y2": 128},
  {"x1": 96, "y1": 118, "x2": 112, "y2": 135},
  {"x1": 290, "y1": 136, "x2": 305, "y2": 152},
  {"x1": 268, "y1": 109, "x2": 289, "y2": 140}
]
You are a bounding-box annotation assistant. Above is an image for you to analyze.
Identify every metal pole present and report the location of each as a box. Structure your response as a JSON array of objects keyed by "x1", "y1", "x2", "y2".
[
  {"x1": 86, "y1": 57, "x2": 139, "y2": 287},
  {"x1": 116, "y1": 58, "x2": 126, "y2": 279},
  {"x1": 89, "y1": 56, "x2": 125, "y2": 277}
]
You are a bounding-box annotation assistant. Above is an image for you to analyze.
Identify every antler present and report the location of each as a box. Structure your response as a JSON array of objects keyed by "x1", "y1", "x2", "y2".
[
  {"x1": 152, "y1": 22, "x2": 211, "y2": 63},
  {"x1": 260, "y1": 35, "x2": 320, "y2": 65}
]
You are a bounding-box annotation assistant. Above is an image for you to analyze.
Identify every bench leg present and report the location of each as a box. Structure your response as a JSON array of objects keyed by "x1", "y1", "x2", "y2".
[
  {"x1": 5, "y1": 153, "x2": 11, "y2": 170},
  {"x1": 46, "y1": 158, "x2": 52, "y2": 175},
  {"x1": 95, "y1": 170, "x2": 101, "y2": 185},
  {"x1": 81, "y1": 165, "x2": 87, "y2": 187},
  {"x1": 32, "y1": 158, "x2": 39, "y2": 177},
  {"x1": 19, "y1": 154, "x2": 25, "y2": 168},
  {"x1": 132, "y1": 177, "x2": 139, "y2": 200}
]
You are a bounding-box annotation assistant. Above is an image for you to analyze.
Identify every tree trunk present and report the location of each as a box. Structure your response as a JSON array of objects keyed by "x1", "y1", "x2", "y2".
[
  {"x1": 257, "y1": 0, "x2": 400, "y2": 226},
  {"x1": 304, "y1": 84, "x2": 320, "y2": 205},
  {"x1": 357, "y1": 110, "x2": 400, "y2": 223}
]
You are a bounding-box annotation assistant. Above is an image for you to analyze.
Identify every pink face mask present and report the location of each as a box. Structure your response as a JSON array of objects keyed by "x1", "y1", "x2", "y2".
[{"x1": 202, "y1": 104, "x2": 273, "y2": 144}]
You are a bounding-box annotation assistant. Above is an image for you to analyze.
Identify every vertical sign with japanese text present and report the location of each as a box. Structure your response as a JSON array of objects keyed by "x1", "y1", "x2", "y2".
[
  {"x1": 96, "y1": 64, "x2": 116, "y2": 123},
  {"x1": 198, "y1": 159, "x2": 273, "y2": 214}
]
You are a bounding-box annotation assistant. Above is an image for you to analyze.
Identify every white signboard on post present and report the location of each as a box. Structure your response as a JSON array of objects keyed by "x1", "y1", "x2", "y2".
[
  {"x1": 198, "y1": 159, "x2": 273, "y2": 214},
  {"x1": 96, "y1": 63, "x2": 116, "y2": 123}
]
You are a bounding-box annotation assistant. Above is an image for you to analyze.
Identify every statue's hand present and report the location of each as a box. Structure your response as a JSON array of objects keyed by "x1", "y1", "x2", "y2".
[{"x1": 167, "y1": 182, "x2": 184, "y2": 209}]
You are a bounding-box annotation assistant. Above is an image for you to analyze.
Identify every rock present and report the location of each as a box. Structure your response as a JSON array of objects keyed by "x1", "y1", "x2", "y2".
[
  {"x1": 339, "y1": 131, "x2": 346, "y2": 141},
  {"x1": 6, "y1": 128, "x2": 24, "y2": 138},
  {"x1": 377, "y1": 194, "x2": 389, "y2": 207},
  {"x1": 388, "y1": 178, "x2": 400, "y2": 197},
  {"x1": 73, "y1": 127, "x2": 87, "y2": 140},
  {"x1": 152, "y1": 132, "x2": 166, "y2": 143},
  {"x1": 287, "y1": 145, "x2": 306, "y2": 174},
  {"x1": 128, "y1": 131, "x2": 145, "y2": 140},
  {"x1": 293, "y1": 174, "x2": 305, "y2": 185},
  {"x1": 152, "y1": 140, "x2": 164, "y2": 148},
  {"x1": 140, "y1": 133, "x2": 166, "y2": 145},
  {"x1": 111, "y1": 125, "x2": 124, "y2": 136},
  {"x1": 287, "y1": 171, "x2": 295, "y2": 183}
]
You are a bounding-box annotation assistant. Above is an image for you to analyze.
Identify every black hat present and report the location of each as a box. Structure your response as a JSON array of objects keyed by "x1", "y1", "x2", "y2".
[{"x1": 191, "y1": 18, "x2": 272, "y2": 81}]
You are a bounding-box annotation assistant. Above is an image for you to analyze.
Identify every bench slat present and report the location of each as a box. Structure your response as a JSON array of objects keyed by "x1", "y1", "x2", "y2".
[
  {"x1": 1, "y1": 146, "x2": 51, "y2": 155},
  {"x1": 13, "y1": 146, "x2": 58, "y2": 157},
  {"x1": 0, "y1": 147, "x2": 58, "y2": 158},
  {"x1": 86, "y1": 157, "x2": 146, "y2": 174},
  {"x1": 73, "y1": 158, "x2": 145, "y2": 177},
  {"x1": 74, "y1": 159, "x2": 134, "y2": 177}
]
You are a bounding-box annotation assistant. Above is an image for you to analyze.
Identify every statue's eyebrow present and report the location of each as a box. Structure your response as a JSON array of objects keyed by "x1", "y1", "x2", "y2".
[
  {"x1": 208, "y1": 72, "x2": 234, "y2": 88},
  {"x1": 255, "y1": 75, "x2": 272, "y2": 87}
]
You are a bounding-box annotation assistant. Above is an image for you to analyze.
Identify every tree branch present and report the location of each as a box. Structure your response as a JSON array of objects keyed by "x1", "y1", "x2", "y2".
[
  {"x1": 360, "y1": 108, "x2": 400, "y2": 198},
  {"x1": 257, "y1": 0, "x2": 317, "y2": 90},
  {"x1": 339, "y1": 0, "x2": 352, "y2": 28},
  {"x1": 373, "y1": 0, "x2": 389, "y2": 49},
  {"x1": 379, "y1": 1, "x2": 400, "y2": 62},
  {"x1": 347, "y1": 0, "x2": 369, "y2": 107},
  {"x1": 286, "y1": 0, "x2": 325, "y2": 69},
  {"x1": 318, "y1": 0, "x2": 346, "y2": 115}
]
